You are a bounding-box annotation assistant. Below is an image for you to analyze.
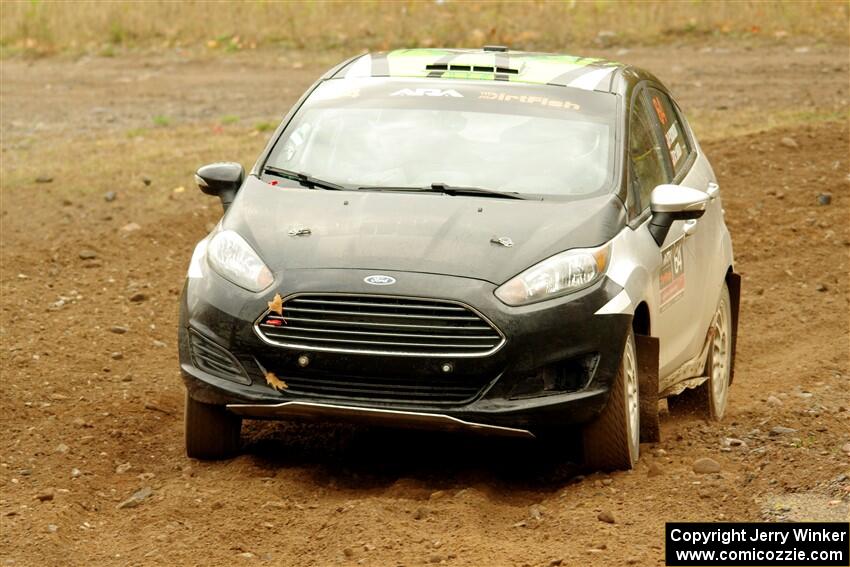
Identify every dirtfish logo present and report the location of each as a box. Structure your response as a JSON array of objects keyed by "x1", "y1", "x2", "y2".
[
  {"x1": 390, "y1": 88, "x2": 464, "y2": 98},
  {"x1": 479, "y1": 91, "x2": 581, "y2": 110}
]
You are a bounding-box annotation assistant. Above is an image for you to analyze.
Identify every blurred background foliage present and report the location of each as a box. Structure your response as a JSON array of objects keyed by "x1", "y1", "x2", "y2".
[{"x1": 2, "y1": 0, "x2": 848, "y2": 57}]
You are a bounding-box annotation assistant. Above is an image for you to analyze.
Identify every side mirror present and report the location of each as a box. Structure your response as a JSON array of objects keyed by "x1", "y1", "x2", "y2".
[
  {"x1": 648, "y1": 184, "x2": 709, "y2": 245},
  {"x1": 195, "y1": 162, "x2": 244, "y2": 211}
]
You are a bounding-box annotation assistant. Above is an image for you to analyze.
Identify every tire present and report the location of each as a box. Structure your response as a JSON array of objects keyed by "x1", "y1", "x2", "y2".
[
  {"x1": 667, "y1": 283, "x2": 732, "y2": 421},
  {"x1": 184, "y1": 393, "x2": 242, "y2": 460},
  {"x1": 582, "y1": 329, "x2": 640, "y2": 471}
]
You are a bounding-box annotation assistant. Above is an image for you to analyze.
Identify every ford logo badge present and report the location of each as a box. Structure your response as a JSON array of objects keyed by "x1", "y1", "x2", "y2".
[{"x1": 364, "y1": 275, "x2": 396, "y2": 286}]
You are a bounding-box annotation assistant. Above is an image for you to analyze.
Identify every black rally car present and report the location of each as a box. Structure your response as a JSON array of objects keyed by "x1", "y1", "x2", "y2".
[{"x1": 179, "y1": 47, "x2": 739, "y2": 470}]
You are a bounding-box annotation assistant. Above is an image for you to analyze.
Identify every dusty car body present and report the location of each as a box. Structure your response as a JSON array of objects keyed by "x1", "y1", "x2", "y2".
[{"x1": 179, "y1": 47, "x2": 740, "y2": 470}]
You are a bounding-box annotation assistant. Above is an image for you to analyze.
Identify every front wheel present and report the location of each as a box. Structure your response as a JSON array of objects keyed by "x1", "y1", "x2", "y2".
[
  {"x1": 184, "y1": 393, "x2": 242, "y2": 460},
  {"x1": 582, "y1": 329, "x2": 640, "y2": 470}
]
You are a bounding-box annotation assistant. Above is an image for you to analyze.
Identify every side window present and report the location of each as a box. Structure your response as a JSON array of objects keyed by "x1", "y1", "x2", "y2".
[
  {"x1": 629, "y1": 91, "x2": 669, "y2": 211},
  {"x1": 647, "y1": 88, "x2": 692, "y2": 178}
]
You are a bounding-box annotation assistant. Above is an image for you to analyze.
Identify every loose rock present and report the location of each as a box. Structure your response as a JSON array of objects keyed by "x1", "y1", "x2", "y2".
[
  {"x1": 142, "y1": 176, "x2": 152, "y2": 186},
  {"x1": 111, "y1": 352, "x2": 124, "y2": 360},
  {"x1": 116, "y1": 486, "x2": 153, "y2": 509},
  {"x1": 110, "y1": 326, "x2": 129, "y2": 334},
  {"x1": 817, "y1": 193, "x2": 832, "y2": 206},
  {"x1": 129, "y1": 292, "x2": 148, "y2": 303},
  {"x1": 647, "y1": 462, "x2": 663, "y2": 477},
  {"x1": 692, "y1": 457, "x2": 721, "y2": 474},
  {"x1": 104, "y1": 191, "x2": 117, "y2": 202},
  {"x1": 766, "y1": 395, "x2": 783, "y2": 407},
  {"x1": 597, "y1": 510, "x2": 616, "y2": 524},
  {"x1": 35, "y1": 175, "x2": 53, "y2": 183},
  {"x1": 71, "y1": 417, "x2": 91, "y2": 428},
  {"x1": 780, "y1": 137, "x2": 799, "y2": 149},
  {"x1": 769, "y1": 426, "x2": 798, "y2": 436},
  {"x1": 35, "y1": 489, "x2": 55, "y2": 502},
  {"x1": 79, "y1": 250, "x2": 97, "y2": 260}
]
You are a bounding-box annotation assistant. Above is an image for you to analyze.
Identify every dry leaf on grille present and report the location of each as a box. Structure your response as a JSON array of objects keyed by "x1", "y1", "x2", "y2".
[
  {"x1": 264, "y1": 371, "x2": 288, "y2": 391},
  {"x1": 267, "y1": 293, "x2": 283, "y2": 316}
]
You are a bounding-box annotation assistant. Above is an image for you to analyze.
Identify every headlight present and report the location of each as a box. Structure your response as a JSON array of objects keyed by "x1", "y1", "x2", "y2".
[
  {"x1": 206, "y1": 230, "x2": 273, "y2": 292},
  {"x1": 495, "y1": 244, "x2": 610, "y2": 306}
]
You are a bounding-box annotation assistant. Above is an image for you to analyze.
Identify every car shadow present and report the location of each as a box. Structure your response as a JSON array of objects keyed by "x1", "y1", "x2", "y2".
[{"x1": 241, "y1": 420, "x2": 583, "y2": 494}]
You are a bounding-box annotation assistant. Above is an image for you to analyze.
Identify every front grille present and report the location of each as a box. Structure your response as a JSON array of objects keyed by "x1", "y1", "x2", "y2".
[
  {"x1": 253, "y1": 363, "x2": 488, "y2": 405},
  {"x1": 255, "y1": 294, "x2": 505, "y2": 357},
  {"x1": 188, "y1": 329, "x2": 249, "y2": 384}
]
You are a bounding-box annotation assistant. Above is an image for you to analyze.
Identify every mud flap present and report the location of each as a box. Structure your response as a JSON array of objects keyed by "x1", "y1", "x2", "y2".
[
  {"x1": 726, "y1": 272, "x2": 741, "y2": 384},
  {"x1": 635, "y1": 335, "x2": 660, "y2": 443}
]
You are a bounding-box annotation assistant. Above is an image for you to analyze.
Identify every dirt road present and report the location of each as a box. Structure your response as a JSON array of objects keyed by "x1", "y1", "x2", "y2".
[{"x1": 1, "y1": 42, "x2": 848, "y2": 566}]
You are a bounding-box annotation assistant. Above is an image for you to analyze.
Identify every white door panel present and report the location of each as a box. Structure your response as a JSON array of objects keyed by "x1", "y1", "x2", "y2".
[{"x1": 656, "y1": 154, "x2": 715, "y2": 377}]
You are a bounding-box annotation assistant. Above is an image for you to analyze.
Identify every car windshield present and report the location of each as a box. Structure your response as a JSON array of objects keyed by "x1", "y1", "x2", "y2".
[{"x1": 265, "y1": 78, "x2": 617, "y2": 198}]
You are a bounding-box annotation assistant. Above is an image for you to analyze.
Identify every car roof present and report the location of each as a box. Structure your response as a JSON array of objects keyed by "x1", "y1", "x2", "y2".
[{"x1": 331, "y1": 48, "x2": 628, "y2": 94}]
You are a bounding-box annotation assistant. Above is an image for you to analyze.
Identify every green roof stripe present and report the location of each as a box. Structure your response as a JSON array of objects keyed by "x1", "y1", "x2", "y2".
[{"x1": 346, "y1": 49, "x2": 623, "y2": 90}]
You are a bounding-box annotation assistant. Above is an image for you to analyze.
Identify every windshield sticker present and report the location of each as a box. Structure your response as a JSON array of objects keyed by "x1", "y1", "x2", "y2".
[
  {"x1": 659, "y1": 237, "x2": 685, "y2": 310},
  {"x1": 670, "y1": 142, "x2": 683, "y2": 165},
  {"x1": 652, "y1": 96, "x2": 668, "y2": 126},
  {"x1": 390, "y1": 88, "x2": 463, "y2": 97},
  {"x1": 479, "y1": 91, "x2": 581, "y2": 110},
  {"x1": 664, "y1": 123, "x2": 679, "y2": 148}
]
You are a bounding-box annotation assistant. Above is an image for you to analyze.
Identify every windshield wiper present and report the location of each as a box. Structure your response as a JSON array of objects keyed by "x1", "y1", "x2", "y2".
[
  {"x1": 263, "y1": 166, "x2": 346, "y2": 191},
  {"x1": 358, "y1": 182, "x2": 534, "y2": 200}
]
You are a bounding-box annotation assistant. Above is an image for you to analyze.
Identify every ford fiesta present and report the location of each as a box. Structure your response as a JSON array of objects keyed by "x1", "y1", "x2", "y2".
[{"x1": 179, "y1": 47, "x2": 740, "y2": 470}]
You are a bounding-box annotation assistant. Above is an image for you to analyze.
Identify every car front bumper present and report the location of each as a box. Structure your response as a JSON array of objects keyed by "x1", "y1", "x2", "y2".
[{"x1": 178, "y1": 267, "x2": 632, "y2": 435}]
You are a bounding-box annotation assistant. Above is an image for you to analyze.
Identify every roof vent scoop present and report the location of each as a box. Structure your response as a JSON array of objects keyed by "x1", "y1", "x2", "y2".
[{"x1": 483, "y1": 45, "x2": 509, "y2": 52}]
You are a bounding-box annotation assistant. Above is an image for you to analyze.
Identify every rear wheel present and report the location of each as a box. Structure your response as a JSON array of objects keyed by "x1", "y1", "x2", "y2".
[
  {"x1": 667, "y1": 283, "x2": 732, "y2": 420},
  {"x1": 582, "y1": 329, "x2": 640, "y2": 470},
  {"x1": 184, "y1": 393, "x2": 242, "y2": 460}
]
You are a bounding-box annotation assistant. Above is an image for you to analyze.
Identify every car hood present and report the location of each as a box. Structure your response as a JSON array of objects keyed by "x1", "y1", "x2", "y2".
[{"x1": 224, "y1": 176, "x2": 626, "y2": 285}]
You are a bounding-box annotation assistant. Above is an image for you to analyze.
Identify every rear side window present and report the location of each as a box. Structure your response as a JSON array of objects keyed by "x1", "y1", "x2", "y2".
[
  {"x1": 629, "y1": 92, "x2": 669, "y2": 211},
  {"x1": 647, "y1": 88, "x2": 691, "y2": 177}
]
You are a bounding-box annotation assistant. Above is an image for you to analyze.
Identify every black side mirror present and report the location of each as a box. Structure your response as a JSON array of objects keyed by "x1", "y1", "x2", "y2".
[
  {"x1": 648, "y1": 184, "x2": 709, "y2": 245},
  {"x1": 195, "y1": 162, "x2": 244, "y2": 211}
]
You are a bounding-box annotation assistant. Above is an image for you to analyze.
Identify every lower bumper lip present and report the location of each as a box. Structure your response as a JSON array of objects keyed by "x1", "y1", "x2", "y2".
[{"x1": 225, "y1": 400, "x2": 535, "y2": 438}]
